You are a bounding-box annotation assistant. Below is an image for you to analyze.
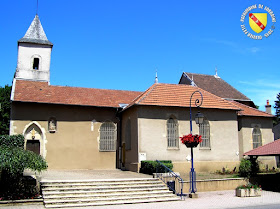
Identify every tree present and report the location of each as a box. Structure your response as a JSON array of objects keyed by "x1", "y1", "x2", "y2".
[
  {"x1": 274, "y1": 93, "x2": 280, "y2": 125},
  {"x1": 0, "y1": 85, "x2": 12, "y2": 135},
  {"x1": 0, "y1": 134, "x2": 48, "y2": 199}
]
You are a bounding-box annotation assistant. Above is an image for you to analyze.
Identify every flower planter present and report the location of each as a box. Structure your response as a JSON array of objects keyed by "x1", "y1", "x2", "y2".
[
  {"x1": 185, "y1": 142, "x2": 199, "y2": 148},
  {"x1": 235, "y1": 188, "x2": 261, "y2": 197},
  {"x1": 180, "y1": 134, "x2": 202, "y2": 148}
]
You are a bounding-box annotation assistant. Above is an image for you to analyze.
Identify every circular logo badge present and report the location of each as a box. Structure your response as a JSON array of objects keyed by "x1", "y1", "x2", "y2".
[{"x1": 240, "y1": 4, "x2": 276, "y2": 40}]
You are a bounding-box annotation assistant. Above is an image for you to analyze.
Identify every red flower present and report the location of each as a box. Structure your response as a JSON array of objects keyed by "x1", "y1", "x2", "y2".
[{"x1": 180, "y1": 134, "x2": 202, "y2": 144}]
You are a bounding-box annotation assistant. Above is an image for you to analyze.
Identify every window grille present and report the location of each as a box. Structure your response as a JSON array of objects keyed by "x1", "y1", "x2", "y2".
[
  {"x1": 167, "y1": 118, "x2": 178, "y2": 148},
  {"x1": 252, "y1": 126, "x2": 262, "y2": 149},
  {"x1": 99, "y1": 122, "x2": 116, "y2": 151},
  {"x1": 199, "y1": 119, "x2": 210, "y2": 148}
]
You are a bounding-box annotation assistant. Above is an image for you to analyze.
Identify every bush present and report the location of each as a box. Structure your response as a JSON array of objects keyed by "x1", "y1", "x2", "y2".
[
  {"x1": 0, "y1": 134, "x2": 24, "y2": 148},
  {"x1": 0, "y1": 134, "x2": 47, "y2": 200},
  {"x1": 239, "y1": 159, "x2": 252, "y2": 177},
  {"x1": 239, "y1": 158, "x2": 259, "y2": 178},
  {"x1": 140, "y1": 160, "x2": 173, "y2": 175}
]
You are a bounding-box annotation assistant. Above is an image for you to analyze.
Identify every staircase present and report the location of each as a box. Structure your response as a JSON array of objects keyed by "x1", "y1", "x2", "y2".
[{"x1": 41, "y1": 178, "x2": 180, "y2": 208}]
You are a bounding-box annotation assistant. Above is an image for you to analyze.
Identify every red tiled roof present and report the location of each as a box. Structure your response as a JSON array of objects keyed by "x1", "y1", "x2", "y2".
[
  {"x1": 128, "y1": 83, "x2": 240, "y2": 110},
  {"x1": 12, "y1": 80, "x2": 142, "y2": 108},
  {"x1": 229, "y1": 100, "x2": 274, "y2": 117},
  {"x1": 180, "y1": 73, "x2": 250, "y2": 101},
  {"x1": 244, "y1": 139, "x2": 280, "y2": 156}
]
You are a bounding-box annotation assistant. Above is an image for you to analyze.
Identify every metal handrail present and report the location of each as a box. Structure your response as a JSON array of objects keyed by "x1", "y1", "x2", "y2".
[{"x1": 155, "y1": 160, "x2": 184, "y2": 198}]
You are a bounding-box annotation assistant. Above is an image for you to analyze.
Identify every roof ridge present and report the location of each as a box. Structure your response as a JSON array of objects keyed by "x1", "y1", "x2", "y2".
[
  {"x1": 21, "y1": 80, "x2": 142, "y2": 93},
  {"x1": 185, "y1": 72, "x2": 216, "y2": 77},
  {"x1": 122, "y1": 83, "x2": 158, "y2": 111},
  {"x1": 185, "y1": 72, "x2": 251, "y2": 101},
  {"x1": 218, "y1": 79, "x2": 250, "y2": 100},
  {"x1": 136, "y1": 83, "x2": 158, "y2": 104}
]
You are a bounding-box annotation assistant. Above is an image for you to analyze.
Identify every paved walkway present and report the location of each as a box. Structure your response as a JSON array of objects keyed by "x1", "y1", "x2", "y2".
[
  {"x1": 1, "y1": 190, "x2": 280, "y2": 209},
  {"x1": 34, "y1": 169, "x2": 151, "y2": 181},
  {"x1": 2, "y1": 169, "x2": 279, "y2": 209}
]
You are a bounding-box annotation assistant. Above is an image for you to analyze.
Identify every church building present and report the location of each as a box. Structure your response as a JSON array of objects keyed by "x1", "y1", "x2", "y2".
[{"x1": 10, "y1": 15, "x2": 276, "y2": 173}]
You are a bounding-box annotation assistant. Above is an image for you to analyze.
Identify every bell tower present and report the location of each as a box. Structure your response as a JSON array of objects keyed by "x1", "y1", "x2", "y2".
[{"x1": 15, "y1": 15, "x2": 53, "y2": 83}]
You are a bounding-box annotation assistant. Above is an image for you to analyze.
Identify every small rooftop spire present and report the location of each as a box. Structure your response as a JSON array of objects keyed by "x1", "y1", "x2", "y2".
[
  {"x1": 214, "y1": 66, "x2": 220, "y2": 78},
  {"x1": 191, "y1": 74, "x2": 195, "y2": 86},
  {"x1": 36, "y1": 0, "x2": 39, "y2": 15},
  {"x1": 155, "y1": 70, "x2": 158, "y2": 83}
]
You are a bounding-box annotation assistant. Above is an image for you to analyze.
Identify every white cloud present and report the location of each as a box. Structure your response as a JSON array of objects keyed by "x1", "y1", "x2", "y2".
[{"x1": 246, "y1": 47, "x2": 260, "y2": 53}]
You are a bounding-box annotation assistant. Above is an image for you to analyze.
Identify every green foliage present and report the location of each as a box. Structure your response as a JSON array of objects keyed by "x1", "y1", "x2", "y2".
[
  {"x1": 239, "y1": 159, "x2": 252, "y2": 178},
  {"x1": 140, "y1": 160, "x2": 173, "y2": 175},
  {"x1": 0, "y1": 134, "x2": 24, "y2": 148},
  {"x1": 0, "y1": 85, "x2": 11, "y2": 135},
  {"x1": 0, "y1": 134, "x2": 47, "y2": 199},
  {"x1": 0, "y1": 172, "x2": 40, "y2": 200},
  {"x1": 239, "y1": 158, "x2": 259, "y2": 178},
  {"x1": 237, "y1": 183, "x2": 261, "y2": 190},
  {"x1": 274, "y1": 93, "x2": 280, "y2": 125},
  {"x1": 0, "y1": 146, "x2": 48, "y2": 176}
]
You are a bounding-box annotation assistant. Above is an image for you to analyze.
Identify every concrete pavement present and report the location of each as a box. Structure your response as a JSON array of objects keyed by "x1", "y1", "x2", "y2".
[{"x1": 1, "y1": 190, "x2": 280, "y2": 209}]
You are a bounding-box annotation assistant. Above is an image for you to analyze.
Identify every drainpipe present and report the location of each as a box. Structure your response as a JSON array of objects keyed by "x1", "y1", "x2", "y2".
[{"x1": 116, "y1": 108, "x2": 123, "y2": 169}]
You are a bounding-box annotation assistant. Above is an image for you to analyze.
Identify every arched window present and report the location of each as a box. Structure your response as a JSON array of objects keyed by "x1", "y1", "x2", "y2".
[
  {"x1": 167, "y1": 118, "x2": 178, "y2": 148},
  {"x1": 33, "y1": 58, "x2": 40, "y2": 70},
  {"x1": 99, "y1": 122, "x2": 116, "y2": 151},
  {"x1": 125, "y1": 119, "x2": 131, "y2": 150},
  {"x1": 199, "y1": 119, "x2": 210, "y2": 148},
  {"x1": 252, "y1": 126, "x2": 262, "y2": 149}
]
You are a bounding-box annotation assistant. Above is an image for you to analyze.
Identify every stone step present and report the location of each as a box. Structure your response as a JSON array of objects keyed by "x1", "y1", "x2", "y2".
[
  {"x1": 42, "y1": 184, "x2": 166, "y2": 192},
  {"x1": 41, "y1": 178, "x2": 156, "y2": 185},
  {"x1": 42, "y1": 180, "x2": 162, "y2": 188},
  {"x1": 43, "y1": 190, "x2": 172, "y2": 199},
  {"x1": 43, "y1": 187, "x2": 167, "y2": 196},
  {"x1": 45, "y1": 197, "x2": 180, "y2": 208},
  {"x1": 41, "y1": 178, "x2": 180, "y2": 208},
  {"x1": 44, "y1": 194, "x2": 179, "y2": 206}
]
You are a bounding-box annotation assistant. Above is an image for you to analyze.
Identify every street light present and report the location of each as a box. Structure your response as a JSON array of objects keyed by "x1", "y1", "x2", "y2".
[{"x1": 189, "y1": 90, "x2": 204, "y2": 197}]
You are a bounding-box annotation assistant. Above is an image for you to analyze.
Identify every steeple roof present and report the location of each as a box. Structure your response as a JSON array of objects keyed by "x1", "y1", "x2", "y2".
[{"x1": 18, "y1": 15, "x2": 53, "y2": 46}]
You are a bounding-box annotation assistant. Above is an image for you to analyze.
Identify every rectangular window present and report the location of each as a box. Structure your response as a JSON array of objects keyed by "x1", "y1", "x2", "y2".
[
  {"x1": 199, "y1": 121, "x2": 210, "y2": 148},
  {"x1": 167, "y1": 118, "x2": 178, "y2": 148}
]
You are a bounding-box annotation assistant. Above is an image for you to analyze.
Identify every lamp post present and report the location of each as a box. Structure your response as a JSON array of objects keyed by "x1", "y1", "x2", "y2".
[{"x1": 189, "y1": 90, "x2": 204, "y2": 197}]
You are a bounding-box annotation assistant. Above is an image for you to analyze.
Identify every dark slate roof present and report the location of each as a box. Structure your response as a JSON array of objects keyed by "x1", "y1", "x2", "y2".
[
  {"x1": 179, "y1": 72, "x2": 251, "y2": 101},
  {"x1": 18, "y1": 15, "x2": 53, "y2": 46},
  {"x1": 244, "y1": 139, "x2": 280, "y2": 156}
]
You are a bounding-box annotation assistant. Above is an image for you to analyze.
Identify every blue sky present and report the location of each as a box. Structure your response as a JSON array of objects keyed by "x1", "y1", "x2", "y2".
[{"x1": 1, "y1": 0, "x2": 279, "y2": 113}]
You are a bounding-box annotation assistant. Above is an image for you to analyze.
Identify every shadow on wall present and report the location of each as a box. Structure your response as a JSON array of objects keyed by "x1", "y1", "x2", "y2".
[{"x1": 250, "y1": 173, "x2": 280, "y2": 192}]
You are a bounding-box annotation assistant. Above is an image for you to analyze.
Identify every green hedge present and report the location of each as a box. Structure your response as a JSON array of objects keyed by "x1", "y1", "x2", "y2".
[
  {"x1": 0, "y1": 134, "x2": 24, "y2": 148},
  {"x1": 140, "y1": 160, "x2": 173, "y2": 175},
  {"x1": 0, "y1": 134, "x2": 48, "y2": 200}
]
